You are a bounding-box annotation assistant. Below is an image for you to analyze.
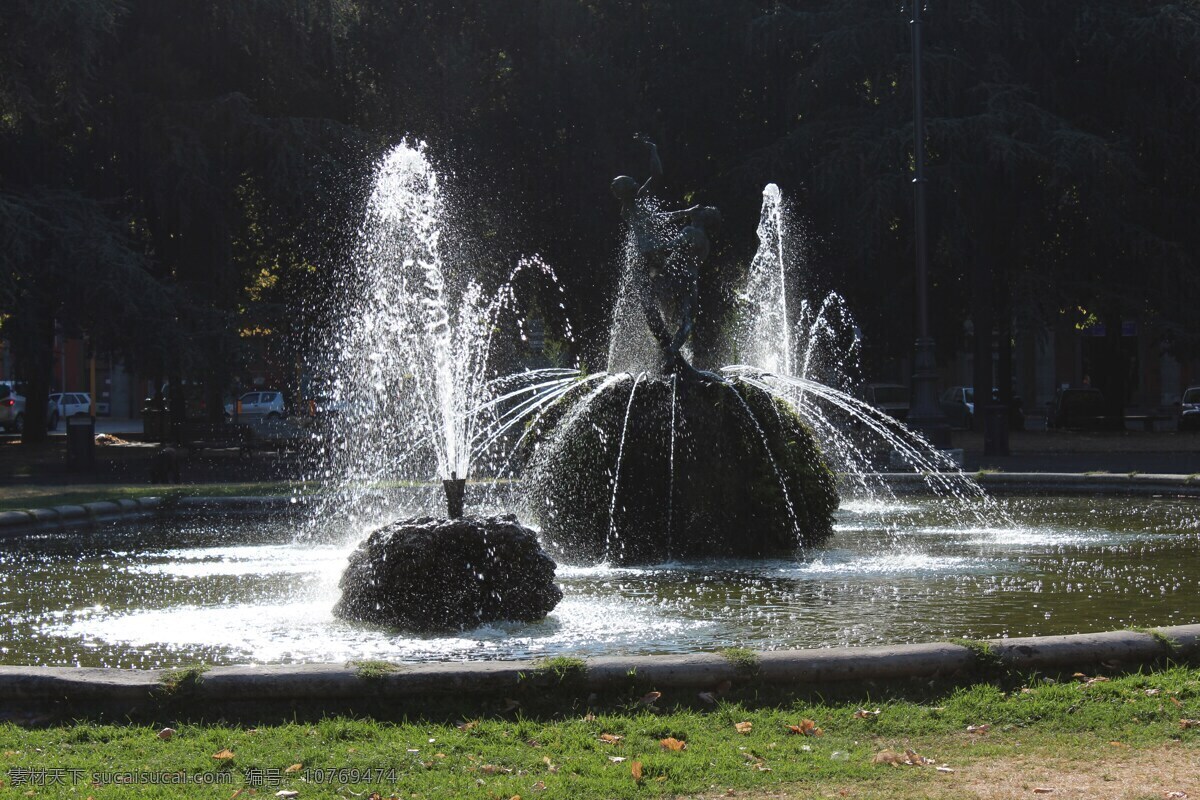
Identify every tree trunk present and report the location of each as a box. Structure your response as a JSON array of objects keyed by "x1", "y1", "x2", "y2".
[
  {"x1": 1102, "y1": 310, "x2": 1126, "y2": 430},
  {"x1": 168, "y1": 373, "x2": 185, "y2": 444},
  {"x1": 971, "y1": 253, "x2": 994, "y2": 430},
  {"x1": 995, "y1": 268, "x2": 1014, "y2": 429},
  {"x1": 16, "y1": 309, "x2": 54, "y2": 445}
]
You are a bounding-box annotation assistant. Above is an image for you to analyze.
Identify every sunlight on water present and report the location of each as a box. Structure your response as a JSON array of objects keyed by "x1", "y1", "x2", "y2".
[{"x1": 3, "y1": 495, "x2": 1198, "y2": 668}]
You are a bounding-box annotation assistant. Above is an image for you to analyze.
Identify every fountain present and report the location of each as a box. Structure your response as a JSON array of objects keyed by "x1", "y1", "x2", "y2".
[
  {"x1": 321, "y1": 142, "x2": 565, "y2": 631},
  {"x1": 7, "y1": 138, "x2": 1198, "y2": 669},
  {"x1": 310, "y1": 139, "x2": 993, "y2": 573}
]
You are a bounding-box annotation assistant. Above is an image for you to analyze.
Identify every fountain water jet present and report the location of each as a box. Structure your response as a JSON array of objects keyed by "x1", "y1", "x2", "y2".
[
  {"x1": 315, "y1": 141, "x2": 571, "y2": 522},
  {"x1": 317, "y1": 141, "x2": 569, "y2": 630}
]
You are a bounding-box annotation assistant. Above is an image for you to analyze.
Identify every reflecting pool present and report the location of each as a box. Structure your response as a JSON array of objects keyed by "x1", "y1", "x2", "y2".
[{"x1": 2, "y1": 495, "x2": 1198, "y2": 668}]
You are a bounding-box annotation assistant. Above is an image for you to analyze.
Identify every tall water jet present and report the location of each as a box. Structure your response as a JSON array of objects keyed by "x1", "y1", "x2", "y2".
[
  {"x1": 731, "y1": 184, "x2": 998, "y2": 518},
  {"x1": 736, "y1": 183, "x2": 794, "y2": 376},
  {"x1": 317, "y1": 141, "x2": 555, "y2": 518},
  {"x1": 321, "y1": 141, "x2": 565, "y2": 629}
]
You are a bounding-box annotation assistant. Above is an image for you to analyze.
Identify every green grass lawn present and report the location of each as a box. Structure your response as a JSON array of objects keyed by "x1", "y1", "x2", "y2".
[{"x1": 2, "y1": 668, "x2": 1198, "y2": 799}]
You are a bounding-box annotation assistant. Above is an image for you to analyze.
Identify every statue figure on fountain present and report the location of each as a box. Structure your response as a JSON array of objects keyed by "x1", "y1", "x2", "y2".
[
  {"x1": 611, "y1": 135, "x2": 721, "y2": 380},
  {"x1": 525, "y1": 137, "x2": 838, "y2": 565}
]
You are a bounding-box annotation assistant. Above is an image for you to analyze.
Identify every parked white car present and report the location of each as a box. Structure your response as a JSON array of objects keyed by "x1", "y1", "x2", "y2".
[
  {"x1": 48, "y1": 392, "x2": 92, "y2": 429},
  {"x1": 231, "y1": 390, "x2": 287, "y2": 419}
]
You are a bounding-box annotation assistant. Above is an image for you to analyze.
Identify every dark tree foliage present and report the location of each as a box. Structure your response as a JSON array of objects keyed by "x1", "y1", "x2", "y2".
[
  {"x1": 2, "y1": 0, "x2": 1199, "y2": 444},
  {"x1": 753, "y1": 0, "x2": 1200, "y2": 400}
]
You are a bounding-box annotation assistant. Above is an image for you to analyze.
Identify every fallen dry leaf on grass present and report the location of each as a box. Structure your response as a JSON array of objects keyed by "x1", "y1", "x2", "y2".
[
  {"x1": 211, "y1": 749, "x2": 235, "y2": 760},
  {"x1": 480, "y1": 765, "x2": 513, "y2": 775},
  {"x1": 786, "y1": 719, "x2": 822, "y2": 736},
  {"x1": 742, "y1": 752, "x2": 771, "y2": 772},
  {"x1": 608, "y1": 756, "x2": 626, "y2": 763},
  {"x1": 598, "y1": 733, "x2": 624, "y2": 744},
  {"x1": 853, "y1": 709, "x2": 881, "y2": 719},
  {"x1": 966, "y1": 724, "x2": 991, "y2": 734},
  {"x1": 872, "y1": 748, "x2": 934, "y2": 767},
  {"x1": 1180, "y1": 719, "x2": 1200, "y2": 729},
  {"x1": 1170, "y1": 696, "x2": 1184, "y2": 708},
  {"x1": 1164, "y1": 792, "x2": 1188, "y2": 799},
  {"x1": 531, "y1": 781, "x2": 546, "y2": 791},
  {"x1": 275, "y1": 792, "x2": 299, "y2": 799},
  {"x1": 631, "y1": 761, "x2": 644, "y2": 782},
  {"x1": 457, "y1": 721, "x2": 479, "y2": 731},
  {"x1": 284, "y1": 764, "x2": 302, "y2": 773},
  {"x1": 734, "y1": 721, "x2": 753, "y2": 734},
  {"x1": 659, "y1": 737, "x2": 687, "y2": 751},
  {"x1": 157, "y1": 728, "x2": 175, "y2": 740},
  {"x1": 542, "y1": 756, "x2": 558, "y2": 774},
  {"x1": 1145, "y1": 688, "x2": 1162, "y2": 696}
]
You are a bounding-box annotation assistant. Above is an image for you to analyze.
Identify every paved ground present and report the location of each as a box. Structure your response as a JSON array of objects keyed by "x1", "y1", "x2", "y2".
[
  {"x1": 0, "y1": 423, "x2": 1197, "y2": 492},
  {"x1": 953, "y1": 429, "x2": 1200, "y2": 473},
  {"x1": 0, "y1": 416, "x2": 311, "y2": 487}
]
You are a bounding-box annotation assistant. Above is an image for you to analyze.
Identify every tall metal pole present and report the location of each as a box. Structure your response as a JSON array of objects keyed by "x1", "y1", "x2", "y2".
[{"x1": 906, "y1": 0, "x2": 950, "y2": 448}]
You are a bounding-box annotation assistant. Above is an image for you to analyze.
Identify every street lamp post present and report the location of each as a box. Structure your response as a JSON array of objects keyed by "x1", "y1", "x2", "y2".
[{"x1": 906, "y1": 0, "x2": 951, "y2": 448}]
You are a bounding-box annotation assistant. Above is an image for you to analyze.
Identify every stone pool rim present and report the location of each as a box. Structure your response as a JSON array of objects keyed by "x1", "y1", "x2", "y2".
[
  {"x1": 1, "y1": 625, "x2": 1197, "y2": 723},
  {"x1": 2, "y1": 471, "x2": 1199, "y2": 536}
]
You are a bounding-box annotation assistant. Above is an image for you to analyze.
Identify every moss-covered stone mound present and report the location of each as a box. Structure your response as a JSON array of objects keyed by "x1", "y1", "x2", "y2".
[
  {"x1": 525, "y1": 375, "x2": 838, "y2": 564},
  {"x1": 334, "y1": 514, "x2": 562, "y2": 632}
]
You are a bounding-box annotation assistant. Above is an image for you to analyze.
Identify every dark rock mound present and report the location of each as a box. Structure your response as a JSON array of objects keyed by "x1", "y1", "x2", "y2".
[
  {"x1": 334, "y1": 514, "x2": 562, "y2": 632},
  {"x1": 525, "y1": 375, "x2": 838, "y2": 564}
]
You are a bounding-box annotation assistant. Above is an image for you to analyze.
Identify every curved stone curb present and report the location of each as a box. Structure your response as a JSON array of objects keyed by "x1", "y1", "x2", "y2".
[
  {"x1": 989, "y1": 629, "x2": 1187, "y2": 670},
  {"x1": 884, "y1": 471, "x2": 1200, "y2": 496},
  {"x1": 2, "y1": 625, "x2": 1196, "y2": 721},
  {"x1": 0, "y1": 497, "x2": 162, "y2": 536},
  {"x1": 0, "y1": 495, "x2": 313, "y2": 536}
]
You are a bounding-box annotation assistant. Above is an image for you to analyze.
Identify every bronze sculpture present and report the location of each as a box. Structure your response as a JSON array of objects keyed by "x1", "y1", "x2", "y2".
[{"x1": 612, "y1": 135, "x2": 720, "y2": 379}]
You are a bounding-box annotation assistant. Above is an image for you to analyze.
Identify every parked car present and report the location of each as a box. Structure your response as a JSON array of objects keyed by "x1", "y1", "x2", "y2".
[
  {"x1": 0, "y1": 382, "x2": 24, "y2": 433},
  {"x1": 940, "y1": 386, "x2": 1025, "y2": 430},
  {"x1": 148, "y1": 382, "x2": 236, "y2": 420},
  {"x1": 939, "y1": 386, "x2": 976, "y2": 429},
  {"x1": 1, "y1": 381, "x2": 60, "y2": 432},
  {"x1": 231, "y1": 390, "x2": 287, "y2": 419},
  {"x1": 313, "y1": 394, "x2": 380, "y2": 418},
  {"x1": 860, "y1": 383, "x2": 910, "y2": 420},
  {"x1": 1179, "y1": 386, "x2": 1200, "y2": 431},
  {"x1": 47, "y1": 392, "x2": 92, "y2": 429},
  {"x1": 1049, "y1": 387, "x2": 1115, "y2": 430}
]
